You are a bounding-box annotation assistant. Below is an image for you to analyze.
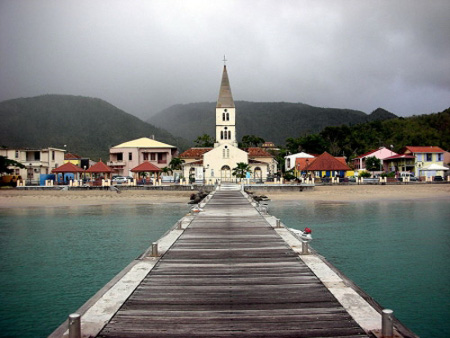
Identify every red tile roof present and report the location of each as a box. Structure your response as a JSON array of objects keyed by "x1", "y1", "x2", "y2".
[
  {"x1": 295, "y1": 157, "x2": 316, "y2": 171},
  {"x1": 384, "y1": 154, "x2": 415, "y2": 160},
  {"x1": 52, "y1": 162, "x2": 84, "y2": 173},
  {"x1": 130, "y1": 161, "x2": 162, "y2": 172},
  {"x1": 179, "y1": 148, "x2": 212, "y2": 159},
  {"x1": 245, "y1": 147, "x2": 273, "y2": 157},
  {"x1": 64, "y1": 153, "x2": 82, "y2": 160},
  {"x1": 402, "y1": 146, "x2": 444, "y2": 154},
  {"x1": 304, "y1": 152, "x2": 351, "y2": 171},
  {"x1": 85, "y1": 161, "x2": 113, "y2": 173}
]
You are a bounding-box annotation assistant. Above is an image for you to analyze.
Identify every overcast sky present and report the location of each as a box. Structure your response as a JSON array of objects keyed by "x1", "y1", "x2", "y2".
[{"x1": 1, "y1": 0, "x2": 449, "y2": 119}]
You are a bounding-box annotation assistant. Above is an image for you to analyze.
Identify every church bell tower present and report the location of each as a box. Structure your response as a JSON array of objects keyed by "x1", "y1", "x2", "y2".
[{"x1": 215, "y1": 63, "x2": 237, "y2": 147}]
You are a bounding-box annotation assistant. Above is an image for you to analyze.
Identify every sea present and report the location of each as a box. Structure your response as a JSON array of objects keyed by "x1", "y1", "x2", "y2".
[{"x1": 0, "y1": 198, "x2": 449, "y2": 337}]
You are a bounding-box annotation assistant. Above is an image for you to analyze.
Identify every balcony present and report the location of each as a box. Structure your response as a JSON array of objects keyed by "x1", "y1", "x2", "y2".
[{"x1": 107, "y1": 161, "x2": 126, "y2": 167}]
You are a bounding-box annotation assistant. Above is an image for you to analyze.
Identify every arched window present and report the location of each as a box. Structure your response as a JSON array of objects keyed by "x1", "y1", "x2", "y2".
[
  {"x1": 226, "y1": 113, "x2": 229, "y2": 121},
  {"x1": 228, "y1": 131, "x2": 231, "y2": 139},
  {"x1": 222, "y1": 112, "x2": 226, "y2": 121},
  {"x1": 254, "y1": 167, "x2": 262, "y2": 179},
  {"x1": 224, "y1": 127, "x2": 228, "y2": 139},
  {"x1": 220, "y1": 131, "x2": 224, "y2": 139}
]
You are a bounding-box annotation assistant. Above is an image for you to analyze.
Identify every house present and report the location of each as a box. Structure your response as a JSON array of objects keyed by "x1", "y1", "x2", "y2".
[
  {"x1": 64, "y1": 152, "x2": 92, "y2": 170},
  {"x1": 108, "y1": 137, "x2": 178, "y2": 177},
  {"x1": 353, "y1": 147, "x2": 398, "y2": 172},
  {"x1": 180, "y1": 64, "x2": 276, "y2": 182},
  {"x1": 285, "y1": 152, "x2": 314, "y2": 171},
  {"x1": 0, "y1": 147, "x2": 65, "y2": 184},
  {"x1": 296, "y1": 152, "x2": 351, "y2": 178},
  {"x1": 401, "y1": 146, "x2": 446, "y2": 178}
]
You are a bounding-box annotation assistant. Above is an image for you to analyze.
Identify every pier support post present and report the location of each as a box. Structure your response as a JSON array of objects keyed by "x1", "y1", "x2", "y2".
[
  {"x1": 151, "y1": 242, "x2": 158, "y2": 257},
  {"x1": 381, "y1": 309, "x2": 394, "y2": 337},
  {"x1": 301, "y1": 242, "x2": 309, "y2": 255},
  {"x1": 68, "y1": 313, "x2": 81, "y2": 338},
  {"x1": 276, "y1": 219, "x2": 281, "y2": 228}
]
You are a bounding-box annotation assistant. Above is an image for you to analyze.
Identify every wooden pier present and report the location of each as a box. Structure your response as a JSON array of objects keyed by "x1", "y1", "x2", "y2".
[
  {"x1": 51, "y1": 184, "x2": 415, "y2": 337},
  {"x1": 97, "y1": 186, "x2": 367, "y2": 337}
]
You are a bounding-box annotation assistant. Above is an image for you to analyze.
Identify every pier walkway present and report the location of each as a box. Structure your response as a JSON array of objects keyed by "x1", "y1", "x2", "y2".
[{"x1": 96, "y1": 184, "x2": 368, "y2": 337}]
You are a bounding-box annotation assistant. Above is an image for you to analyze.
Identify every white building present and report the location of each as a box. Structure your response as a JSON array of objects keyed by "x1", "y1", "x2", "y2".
[
  {"x1": 181, "y1": 64, "x2": 276, "y2": 182},
  {"x1": 284, "y1": 152, "x2": 315, "y2": 171},
  {"x1": 0, "y1": 147, "x2": 65, "y2": 184}
]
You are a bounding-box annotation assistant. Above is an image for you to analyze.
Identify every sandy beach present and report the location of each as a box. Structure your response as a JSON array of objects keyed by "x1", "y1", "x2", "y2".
[
  {"x1": 0, "y1": 184, "x2": 449, "y2": 208},
  {"x1": 267, "y1": 184, "x2": 450, "y2": 202}
]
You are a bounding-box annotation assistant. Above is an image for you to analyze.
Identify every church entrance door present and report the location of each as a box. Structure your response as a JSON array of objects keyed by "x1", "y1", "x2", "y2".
[{"x1": 221, "y1": 165, "x2": 231, "y2": 181}]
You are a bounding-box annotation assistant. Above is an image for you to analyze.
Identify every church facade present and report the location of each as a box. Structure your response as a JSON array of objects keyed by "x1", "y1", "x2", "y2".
[{"x1": 180, "y1": 65, "x2": 277, "y2": 182}]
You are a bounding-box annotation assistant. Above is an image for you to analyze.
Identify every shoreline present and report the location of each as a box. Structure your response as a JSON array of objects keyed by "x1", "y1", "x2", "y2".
[
  {"x1": 267, "y1": 184, "x2": 450, "y2": 202},
  {"x1": 0, "y1": 184, "x2": 449, "y2": 208}
]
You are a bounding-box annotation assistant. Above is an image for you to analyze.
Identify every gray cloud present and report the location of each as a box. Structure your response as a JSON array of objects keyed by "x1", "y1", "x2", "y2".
[{"x1": 1, "y1": 0, "x2": 449, "y2": 118}]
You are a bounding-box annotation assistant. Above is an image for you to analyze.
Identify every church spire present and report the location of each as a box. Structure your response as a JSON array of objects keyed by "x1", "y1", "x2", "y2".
[{"x1": 216, "y1": 65, "x2": 235, "y2": 108}]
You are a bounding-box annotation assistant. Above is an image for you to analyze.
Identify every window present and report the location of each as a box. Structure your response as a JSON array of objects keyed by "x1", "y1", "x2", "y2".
[
  {"x1": 117, "y1": 153, "x2": 123, "y2": 161},
  {"x1": 150, "y1": 153, "x2": 156, "y2": 161},
  {"x1": 52, "y1": 151, "x2": 55, "y2": 161},
  {"x1": 228, "y1": 131, "x2": 231, "y2": 139},
  {"x1": 426, "y1": 153, "x2": 432, "y2": 161},
  {"x1": 143, "y1": 153, "x2": 148, "y2": 160},
  {"x1": 437, "y1": 153, "x2": 443, "y2": 161},
  {"x1": 220, "y1": 131, "x2": 224, "y2": 139},
  {"x1": 226, "y1": 113, "x2": 229, "y2": 121},
  {"x1": 15, "y1": 151, "x2": 19, "y2": 159},
  {"x1": 222, "y1": 112, "x2": 226, "y2": 121},
  {"x1": 34, "y1": 151, "x2": 40, "y2": 161},
  {"x1": 129, "y1": 152, "x2": 132, "y2": 161}
]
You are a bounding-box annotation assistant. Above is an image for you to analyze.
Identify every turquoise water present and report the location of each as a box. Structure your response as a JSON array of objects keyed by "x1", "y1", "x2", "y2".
[
  {"x1": 1, "y1": 200, "x2": 448, "y2": 337},
  {"x1": 0, "y1": 203, "x2": 188, "y2": 337},
  {"x1": 269, "y1": 199, "x2": 450, "y2": 338}
]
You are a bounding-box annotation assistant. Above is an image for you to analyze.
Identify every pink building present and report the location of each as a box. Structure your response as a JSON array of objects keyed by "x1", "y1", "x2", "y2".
[
  {"x1": 108, "y1": 137, "x2": 178, "y2": 176},
  {"x1": 353, "y1": 146, "x2": 397, "y2": 172}
]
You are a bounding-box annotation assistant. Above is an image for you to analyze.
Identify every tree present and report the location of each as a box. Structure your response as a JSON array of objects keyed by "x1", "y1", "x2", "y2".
[
  {"x1": 232, "y1": 162, "x2": 251, "y2": 180},
  {"x1": 0, "y1": 156, "x2": 25, "y2": 174},
  {"x1": 161, "y1": 167, "x2": 173, "y2": 176},
  {"x1": 169, "y1": 157, "x2": 184, "y2": 170},
  {"x1": 365, "y1": 156, "x2": 381, "y2": 173},
  {"x1": 241, "y1": 135, "x2": 265, "y2": 147},
  {"x1": 194, "y1": 134, "x2": 215, "y2": 147}
]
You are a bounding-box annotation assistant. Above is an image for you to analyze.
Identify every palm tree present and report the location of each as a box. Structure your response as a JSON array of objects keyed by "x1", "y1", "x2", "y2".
[
  {"x1": 161, "y1": 167, "x2": 173, "y2": 176},
  {"x1": 169, "y1": 157, "x2": 184, "y2": 171},
  {"x1": 232, "y1": 162, "x2": 251, "y2": 181}
]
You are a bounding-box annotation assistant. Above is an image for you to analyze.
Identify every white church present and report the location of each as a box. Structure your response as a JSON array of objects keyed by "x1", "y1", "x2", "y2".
[{"x1": 180, "y1": 64, "x2": 277, "y2": 182}]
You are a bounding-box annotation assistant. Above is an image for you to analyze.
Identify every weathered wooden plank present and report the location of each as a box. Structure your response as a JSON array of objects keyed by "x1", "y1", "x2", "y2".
[{"x1": 97, "y1": 189, "x2": 369, "y2": 338}]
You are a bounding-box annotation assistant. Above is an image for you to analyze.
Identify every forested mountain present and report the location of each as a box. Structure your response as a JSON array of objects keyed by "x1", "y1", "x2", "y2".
[
  {"x1": 284, "y1": 108, "x2": 450, "y2": 161},
  {"x1": 147, "y1": 101, "x2": 397, "y2": 145},
  {"x1": 0, "y1": 95, "x2": 189, "y2": 160}
]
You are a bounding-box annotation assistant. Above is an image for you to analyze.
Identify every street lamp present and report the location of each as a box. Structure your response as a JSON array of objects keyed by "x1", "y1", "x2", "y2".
[
  {"x1": 203, "y1": 164, "x2": 209, "y2": 186},
  {"x1": 28, "y1": 163, "x2": 32, "y2": 185}
]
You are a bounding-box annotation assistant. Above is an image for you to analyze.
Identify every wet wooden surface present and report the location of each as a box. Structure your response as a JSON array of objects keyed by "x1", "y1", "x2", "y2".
[{"x1": 98, "y1": 188, "x2": 368, "y2": 337}]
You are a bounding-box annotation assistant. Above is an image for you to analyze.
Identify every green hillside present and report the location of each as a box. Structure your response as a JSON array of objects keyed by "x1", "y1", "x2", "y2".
[
  {"x1": 285, "y1": 108, "x2": 450, "y2": 161},
  {"x1": 0, "y1": 95, "x2": 189, "y2": 160},
  {"x1": 147, "y1": 101, "x2": 397, "y2": 145}
]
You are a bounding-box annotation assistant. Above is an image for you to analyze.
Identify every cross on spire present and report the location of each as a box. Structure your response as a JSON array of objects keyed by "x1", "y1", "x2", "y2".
[{"x1": 223, "y1": 55, "x2": 227, "y2": 66}]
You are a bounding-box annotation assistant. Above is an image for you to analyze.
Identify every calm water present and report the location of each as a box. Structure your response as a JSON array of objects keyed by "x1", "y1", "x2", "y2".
[
  {"x1": 0, "y1": 200, "x2": 449, "y2": 337},
  {"x1": 0, "y1": 203, "x2": 188, "y2": 337},
  {"x1": 269, "y1": 199, "x2": 450, "y2": 338}
]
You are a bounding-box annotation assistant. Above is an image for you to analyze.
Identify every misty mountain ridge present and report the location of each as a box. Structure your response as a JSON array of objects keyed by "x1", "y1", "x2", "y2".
[
  {"x1": 0, "y1": 95, "x2": 189, "y2": 160},
  {"x1": 147, "y1": 101, "x2": 397, "y2": 145}
]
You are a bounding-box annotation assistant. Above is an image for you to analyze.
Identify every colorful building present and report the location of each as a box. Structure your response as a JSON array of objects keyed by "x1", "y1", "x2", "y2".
[
  {"x1": 402, "y1": 146, "x2": 446, "y2": 178},
  {"x1": 353, "y1": 147, "x2": 398, "y2": 172},
  {"x1": 296, "y1": 152, "x2": 351, "y2": 178},
  {"x1": 108, "y1": 137, "x2": 178, "y2": 177}
]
